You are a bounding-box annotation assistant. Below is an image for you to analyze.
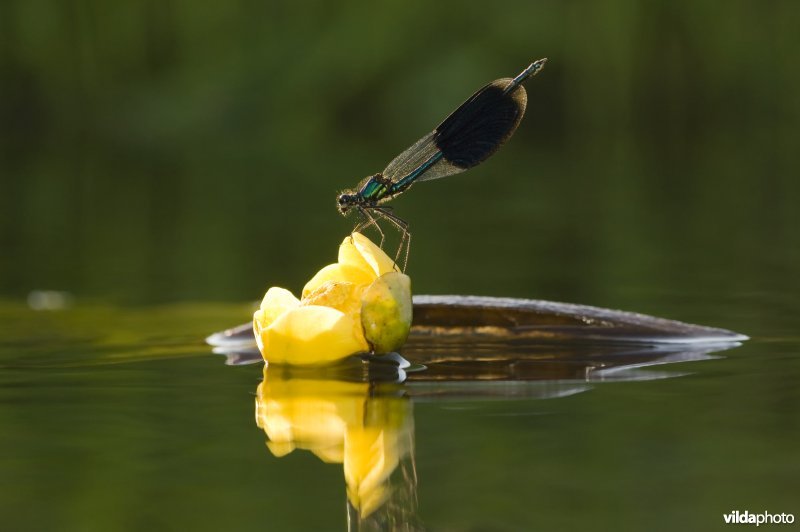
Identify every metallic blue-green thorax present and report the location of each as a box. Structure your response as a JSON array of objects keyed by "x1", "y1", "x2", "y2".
[
  {"x1": 358, "y1": 177, "x2": 389, "y2": 202},
  {"x1": 357, "y1": 151, "x2": 444, "y2": 204}
]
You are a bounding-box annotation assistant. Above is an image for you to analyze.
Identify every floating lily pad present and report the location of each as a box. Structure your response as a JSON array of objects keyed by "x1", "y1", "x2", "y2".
[
  {"x1": 207, "y1": 294, "x2": 747, "y2": 350},
  {"x1": 208, "y1": 295, "x2": 748, "y2": 394}
]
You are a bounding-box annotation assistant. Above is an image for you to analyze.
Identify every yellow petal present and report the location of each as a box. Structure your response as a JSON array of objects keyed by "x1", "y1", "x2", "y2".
[
  {"x1": 339, "y1": 232, "x2": 398, "y2": 277},
  {"x1": 254, "y1": 287, "x2": 300, "y2": 354},
  {"x1": 260, "y1": 305, "x2": 369, "y2": 365},
  {"x1": 302, "y1": 263, "x2": 375, "y2": 299},
  {"x1": 360, "y1": 272, "x2": 413, "y2": 353},
  {"x1": 257, "y1": 287, "x2": 300, "y2": 326}
]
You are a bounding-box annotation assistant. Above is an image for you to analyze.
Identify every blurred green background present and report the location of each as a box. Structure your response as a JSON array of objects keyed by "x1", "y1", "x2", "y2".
[
  {"x1": 3, "y1": 0, "x2": 797, "y2": 310},
  {"x1": 2, "y1": 2, "x2": 800, "y2": 531}
]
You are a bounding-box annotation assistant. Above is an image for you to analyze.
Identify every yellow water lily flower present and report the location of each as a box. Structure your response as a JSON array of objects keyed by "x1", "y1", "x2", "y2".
[{"x1": 253, "y1": 233, "x2": 412, "y2": 365}]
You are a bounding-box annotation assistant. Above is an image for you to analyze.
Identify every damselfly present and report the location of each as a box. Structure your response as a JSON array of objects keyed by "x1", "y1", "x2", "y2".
[{"x1": 337, "y1": 58, "x2": 547, "y2": 269}]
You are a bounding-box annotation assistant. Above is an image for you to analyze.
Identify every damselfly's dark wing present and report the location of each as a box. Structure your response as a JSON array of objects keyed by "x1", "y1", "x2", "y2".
[{"x1": 382, "y1": 77, "x2": 528, "y2": 184}]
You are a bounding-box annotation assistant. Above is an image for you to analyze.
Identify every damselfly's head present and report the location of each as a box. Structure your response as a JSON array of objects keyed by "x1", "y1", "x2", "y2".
[{"x1": 336, "y1": 191, "x2": 359, "y2": 215}]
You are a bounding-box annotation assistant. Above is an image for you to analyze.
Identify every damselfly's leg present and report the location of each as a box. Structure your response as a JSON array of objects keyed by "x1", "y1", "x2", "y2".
[
  {"x1": 354, "y1": 207, "x2": 386, "y2": 248},
  {"x1": 396, "y1": 227, "x2": 411, "y2": 272},
  {"x1": 374, "y1": 207, "x2": 411, "y2": 272}
]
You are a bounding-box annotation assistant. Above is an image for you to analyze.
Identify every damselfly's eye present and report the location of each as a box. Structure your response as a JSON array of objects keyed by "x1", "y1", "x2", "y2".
[{"x1": 337, "y1": 194, "x2": 355, "y2": 214}]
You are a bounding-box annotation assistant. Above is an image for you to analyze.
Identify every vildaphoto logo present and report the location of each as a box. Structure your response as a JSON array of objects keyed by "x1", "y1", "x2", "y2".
[{"x1": 723, "y1": 510, "x2": 795, "y2": 526}]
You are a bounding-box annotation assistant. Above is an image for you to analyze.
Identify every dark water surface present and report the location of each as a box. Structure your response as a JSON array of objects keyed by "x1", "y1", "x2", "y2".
[{"x1": 1, "y1": 295, "x2": 798, "y2": 531}]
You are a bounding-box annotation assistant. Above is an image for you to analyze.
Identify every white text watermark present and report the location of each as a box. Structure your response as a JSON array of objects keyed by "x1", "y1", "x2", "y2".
[{"x1": 723, "y1": 511, "x2": 795, "y2": 526}]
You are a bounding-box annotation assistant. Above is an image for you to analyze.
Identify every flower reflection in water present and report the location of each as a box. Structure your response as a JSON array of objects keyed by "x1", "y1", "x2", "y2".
[{"x1": 254, "y1": 365, "x2": 421, "y2": 528}]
